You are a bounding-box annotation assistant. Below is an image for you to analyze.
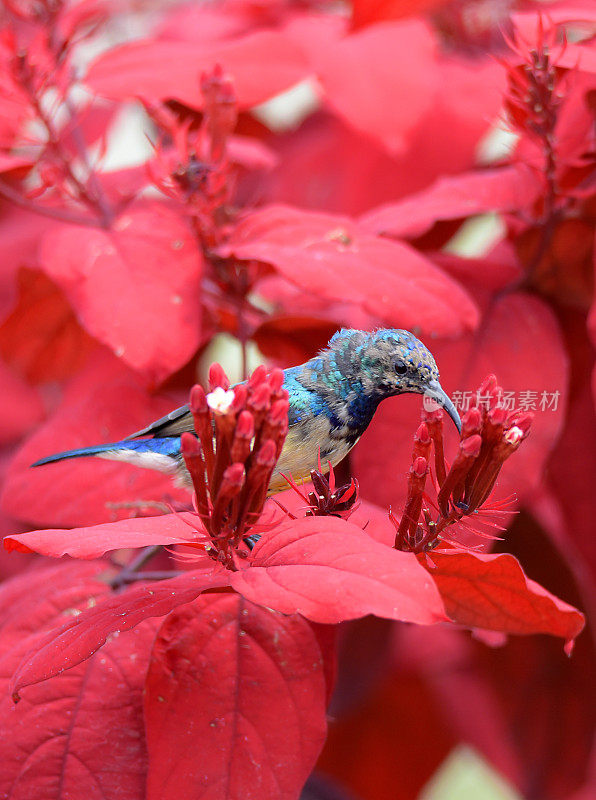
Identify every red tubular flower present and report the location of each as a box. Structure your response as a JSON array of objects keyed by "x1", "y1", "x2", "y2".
[
  {"x1": 180, "y1": 364, "x2": 288, "y2": 569},
  {"x1": 280, "y1": 452, "x2": 361, "y2": 521},
  {"x1": 391, "y1": 374, "x2": 534, "y2": 553},
  {"x1": 147, "y1": 64, "x2": 238, "y2": 246},
  {"x1": 503, "y1": 17, "x2": 565, "y2": 151}
]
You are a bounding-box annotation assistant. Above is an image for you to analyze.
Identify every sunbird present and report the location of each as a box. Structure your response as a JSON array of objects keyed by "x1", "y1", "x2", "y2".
[{"x1": 33, "y1": 328, "x2": 460, "y2": 490}]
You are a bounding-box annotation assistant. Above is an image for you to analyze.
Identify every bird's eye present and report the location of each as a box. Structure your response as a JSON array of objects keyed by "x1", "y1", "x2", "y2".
[{"x1": 394, "y1": 360, "x2": 408, "y2": 375}]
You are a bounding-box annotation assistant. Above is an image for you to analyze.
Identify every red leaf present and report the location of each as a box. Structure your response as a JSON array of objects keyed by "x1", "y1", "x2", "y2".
[
  {"x1": 85, "y1": 30, "x2": 308, "y2": 110},
  {"x1": 39, "y1": 204, "x2": 203, "y2": 382},
  {"x1": 351, "y1": 0, "x2": 452, "y2": 28},
  {"x1": 231, "y1": 516, "x2": 446, "y2": 625},
  {"x1": 221, "y1": 205, "x2": 479, "y2": 336},
  {"x1": 360, "y1": 165, "x2": 542, "y2": 239},
  {"x1": 145, "y1": 594, "x2": 328, "y2": 800},
  {"x1": 0, "y1": 562, "x2": 107, "y2": 658},
  {"x1": 0, "y1": 204, "x2": 61, "y2": 328},
  {"x1": 2, "y1": 351, "x2": 190, "y2": 528},
  {"x1": 11, "y1": 570, "x2": 230, "y2": 696},
  {"x1": 264, "y1": 53, "x2": 504, "y2": 218},
  {"x1": 0, "y1": 358, "x2": 43, "y2": 444},
  {"x1": 4, "y1": 511, "x2": 202, "y2": 559},
  {"x1": 0, "y1": 268, "x2": 96, "y2": 383},
  {"x1": 319, "y1": 662, "x2": 456, "y2": 799},
  {"x1": 315, "y1": 20, "x2": 438, "y2": 154},
  {"x1": 426, "y1": 552, "x2": 585, "y2": 647},
  {"x1": 0, "y1": 561, "x2": 157, "y2": 800}
]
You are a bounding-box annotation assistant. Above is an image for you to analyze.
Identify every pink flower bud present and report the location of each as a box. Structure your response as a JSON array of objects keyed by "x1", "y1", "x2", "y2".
[
  {"x1": 461, "y1": 434, "x2": 482, "y2": 458},
  {"x1": 250, "y1": 383, "x2": 272, "y2": 411},
  {"x1": 190, "y1": 384, "x2": 208, "y2": 414},
  {"x1": 180, "y1": 432, "x2": 200, "y2": 457},
  {"x1": 508, "y1": 411, "x2": 534, "y2": 435},
  {"x1": 268, "y1": 399, "x2": 289, "y2": 424},
  {"x1": 235, "y1": 410, "x2": 254, "y2": 439},
  {"x1": 462, "y1": 408, "x2": 482, "y2": 435},
  {"x1": 232, "y1": 384, "x2": 248, "y2": 411},
  {"x1": 247, "y1": 365, "x2": 267, "y2": 389},
  {"x1": 478, "y1": 374, "x2": 498, "y2": 395},
  {"x1": 208, "y1": 362, "x2": 230, "y2": 391},
  {"x1": 412, "y1": 456, "x2": 427, "y2": 478},
  {"x1": 488, "y1": 405, "x2": 508, "y2": 426},
  {"x1": 221, "y1": 462, "x2": 245, "y2": 491},
  {"x1": 415, "y1": 423, "x2": 431, "y2": 444},
  {"x1": 268, "y1": 368, "x2": 285, "y2": 393},
  {"x1": 256, "y1": 439, "x2": 277, "y2": 468}
]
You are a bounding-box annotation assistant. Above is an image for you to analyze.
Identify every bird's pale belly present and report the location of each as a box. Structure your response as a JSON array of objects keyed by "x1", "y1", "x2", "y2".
[{"x1": 267, "y1": 416, "x2": 358, "y2": 494}]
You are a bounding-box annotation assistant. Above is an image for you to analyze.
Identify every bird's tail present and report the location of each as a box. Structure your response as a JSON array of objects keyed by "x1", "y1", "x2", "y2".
[{"x1": 31, "y1": 437, "x2": 183, "y2": 472}]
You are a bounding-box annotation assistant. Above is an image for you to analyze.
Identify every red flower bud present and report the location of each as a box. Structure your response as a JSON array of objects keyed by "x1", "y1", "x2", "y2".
[
  {"x1": 232, "y1": 384, "x2": 248, "y2": 411},
  {"x1": 256, "y1": 439, "x2": 277, "y2": 468},
  {"x1": 268, "y1": 399, "x2": 290, "y2": 425},
  {"x1": 488, "y1": 405, "x2": 508, "y2": 426},
  {"x1": 478, "y1": 374, "x2": 498, "y2": 395},
  {"x1": 208, "y1": 362, "x2": 230, "y2": 391},
  {"x1": 180, "y1": 431, "x2": 199, "y2": 457},
  {"x1": 247, "y1": 364, "x2": 267, "y2": 389},
  {"x1": 221, "y1": 462, "x2": 245, "y2": 492},
  {"x1": 462, "y1": 408, "x2": 482, "y2": 436},
  {"x1": 412, "y1": 456, "x2": 427, "y2": 478},
  {"x1": 190, "y1": 384, "x2": 208, "y2": 414},
  {"x1": 249, "y1": 383, "x2": 272, "y2": 412},
  {"x1": 268, "y1": 368, "x2": 285, "y2": 393},
  {"x1": 235, "y1": 410, "x2": 254, "y2": 438},
  {"x1": 461, "y1": 433, "x2": 482, "y2": 458},
  {"x1": 415, "y1": 423, "x2": 431, "y2": 445}
]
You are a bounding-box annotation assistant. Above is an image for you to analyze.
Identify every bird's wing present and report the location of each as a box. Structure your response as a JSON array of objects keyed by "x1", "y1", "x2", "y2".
[{"x1": 127, "y1": 403, "x2": 194, "y2": 439}]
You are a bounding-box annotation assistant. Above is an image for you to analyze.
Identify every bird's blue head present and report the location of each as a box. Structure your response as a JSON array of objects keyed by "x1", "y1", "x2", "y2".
[{"x1": 326, "y1": 328, "x2": 461, "y2": 432}]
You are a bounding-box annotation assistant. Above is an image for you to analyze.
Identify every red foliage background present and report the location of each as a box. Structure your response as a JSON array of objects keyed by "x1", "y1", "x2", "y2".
[{"x1": 0, "y1": 1, "x2": 594, "y2": 799}]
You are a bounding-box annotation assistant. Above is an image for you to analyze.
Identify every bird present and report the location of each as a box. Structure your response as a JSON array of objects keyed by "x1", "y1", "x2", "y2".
[{"x1": 32, "y1": 328, "x2": 461, "y2": 492}]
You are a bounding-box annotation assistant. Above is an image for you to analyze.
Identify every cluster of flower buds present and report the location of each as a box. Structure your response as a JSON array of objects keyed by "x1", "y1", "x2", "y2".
[
  {"x1": 181, "y1": 363, "x2": 289, "y2": 569},
  {"x1": 148, "y1": 65, "x2": 237, "y2": 246},
  {"x1": 282, "y1": 461, "x2": 360, "y2": 521},
  {"x1": 503, "y1": 18, "x2": 564, "y2": 148},
  {"x1": 392, "y1": 375, "x2": 534, "y2": 554}
]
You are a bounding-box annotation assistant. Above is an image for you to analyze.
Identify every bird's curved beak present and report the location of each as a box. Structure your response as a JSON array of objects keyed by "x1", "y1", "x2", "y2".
[{"x1": 424, "y1": 380, "x2": 461, "y2": 434}]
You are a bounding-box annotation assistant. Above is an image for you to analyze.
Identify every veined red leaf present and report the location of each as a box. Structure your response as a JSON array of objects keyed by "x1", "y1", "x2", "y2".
[
  {"x1": 4, "y1": 511, "x2": 202, "y2": 559},
  {"x1": 0, "y1": 562, "x2": 107, "y2": 657},
  {"x1": 0, "y1": 562, "x2": 157, "y2": 800},
  {"x1": 145, "y1": 594, "x2": 327, "y2": 800},
  {"x1": 220, "y1": 205, "x2": 479, "y2": 336},
  {"x1": 39, "y1": 204, "x2": 202, "y2": 383},
  {"x1": 1, "y1": 351, "x2": 190, "y2": 528},
  {"x1": 11, "y1": 571, "x2": 230, "y2": 696},
  {"x1": 231, "y1": 516, "x2": 446, "y2": 625},
  {"x1": 360, "y1": 165, "x2": 542, "y2": 239},
  {"x1": 426, "y1": 552, "x2": 585, "y2": 649},
  {"x1": 85, "y1": 30, "x2": 308, "y2": 109}
]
